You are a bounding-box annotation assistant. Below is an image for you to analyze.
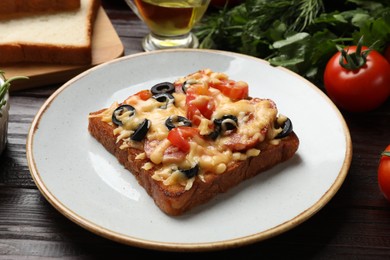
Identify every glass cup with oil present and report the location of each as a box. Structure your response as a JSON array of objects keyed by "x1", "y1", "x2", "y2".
[{"x1": 124, "y1": 0, "x2": 211, "y2": 51}]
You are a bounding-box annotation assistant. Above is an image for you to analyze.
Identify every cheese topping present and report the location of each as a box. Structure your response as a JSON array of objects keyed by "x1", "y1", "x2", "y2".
[{"x1": 91, "y1": 69, "x2": 287, "y2": 190}]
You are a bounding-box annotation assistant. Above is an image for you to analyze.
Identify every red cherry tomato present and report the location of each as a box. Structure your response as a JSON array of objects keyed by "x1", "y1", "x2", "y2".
[
  {"x1": 324, "y1": 45, "x2": 390, "y2": 112},
  {"x1": 192, "y1": 96, "x2": 215, "y2": 119},
  {"x1": 167, "y1": 127, "x2": 199, "y2": 153},
  {"x1": 187, "y1": 103, "x2": 203, "y2": 126},
  {"x1": 209, "y1": 79, "x2": 249, "y2": 100},
  {"x1": 185, "y1": 86, "x2": 215, "y2": 125},
  {"x1": 378, "y1": 145, "x2": 390, "y2": 201},
  {"x1": 134, "y1": 90, "x2": 152, "y2": 101}
]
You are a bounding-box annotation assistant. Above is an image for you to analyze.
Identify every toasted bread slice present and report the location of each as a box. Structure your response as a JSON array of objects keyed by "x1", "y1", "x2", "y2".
[
  {"x1": 88, "y1": 69, "x2": 299, "y2": 216},
  {"x1": 0, "y1": 0, "x2": 99, "y2": 65}
]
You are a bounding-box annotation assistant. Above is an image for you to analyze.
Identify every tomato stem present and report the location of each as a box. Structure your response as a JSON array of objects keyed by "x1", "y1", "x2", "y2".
[
  {"x1": 338, "y1": 36, "x2": 371, "y2": 70},
  {"x1": 382, "y1": 151, "x2": 390, "y2": 157}
]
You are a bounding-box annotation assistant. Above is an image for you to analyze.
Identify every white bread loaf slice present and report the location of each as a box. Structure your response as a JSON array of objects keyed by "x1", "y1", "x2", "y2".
[
  {"x1": 0, "y1": 0, "x2": 100, "y2": 65},
  {"x1": 0, "y1": 0, "x2": 81, "y2": 20}
]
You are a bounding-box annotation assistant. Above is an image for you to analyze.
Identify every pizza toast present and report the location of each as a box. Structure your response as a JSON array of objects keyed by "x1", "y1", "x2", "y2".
[{"x1": 88, "y1": 69, "x2": 300, "y2": 216}]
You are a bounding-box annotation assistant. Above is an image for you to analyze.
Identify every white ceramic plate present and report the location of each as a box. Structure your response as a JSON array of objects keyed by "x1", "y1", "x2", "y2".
[{"x1": 26, "y1": 49, "x2": 352, "y2": 251}]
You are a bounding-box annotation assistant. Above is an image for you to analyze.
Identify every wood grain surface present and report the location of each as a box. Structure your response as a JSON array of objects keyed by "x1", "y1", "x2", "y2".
[{"x1": 1, "y1": 0, "x2": 390, "y2": 258}]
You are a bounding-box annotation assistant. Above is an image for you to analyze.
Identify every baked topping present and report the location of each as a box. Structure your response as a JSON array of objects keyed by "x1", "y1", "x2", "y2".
[
  {"x1": 165, "y1": 115, "x2": 192, "y2": 130},
  {"x1": 131, "y1": 119, "x2": 150, "y2": 141},
  {"x1": 152, "y1": 93, "x2": 175, "y2": 109},
  {"x1": 112, "y1": 104, "x2": 135, "y2": 126},
  {"x1": 90, "y1": 69, "x2": 293, "y2": 190},
  {"x1": 275, "y1": 117, "x2": 293, "y2": 139},
  {"x1": 151, "y1": 82, "x2": 175, "y2": 95}
]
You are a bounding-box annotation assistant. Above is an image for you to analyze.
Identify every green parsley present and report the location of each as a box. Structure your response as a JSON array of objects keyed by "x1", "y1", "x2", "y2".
[{"x1": 195, "y1": 0, "x2": 390, "y2": 86}]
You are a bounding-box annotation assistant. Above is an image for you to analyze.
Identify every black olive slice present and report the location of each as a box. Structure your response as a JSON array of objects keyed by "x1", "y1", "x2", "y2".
[
  {"x1": 180, "y1": 164, "x2": 199, "y2": 179},
  {"x1": 182, "y1": 81, "x2": 187, "y2": 93},
  {"x1": 207, "y1": 115, "x2": 238, "y2": 140},
  {"x1": 221, "y1": 116, "x2": 238, "y2": 132},
  {"x1": 112, "y1": 105, "x2": 136, "y2": 126},
  {"x1": 151, "y1": 82, "x2": 174, "y2": 95},
  {"x1": 182, "y1": 80, "x2": 190, "y2": 93},
  {"x1": 165, "y1": 115, "x2": 192, "y2": 130},
  {"x1": 131, "y1": 119, "x2": 150, "y2": 141},
  {"x1": 181, "y1": 79, "x2": 197, "y2": 93},
  {"x1": 215, "y1": 115, "x2": 238, "y2": 132},
  {"x1": 207, "y1": 124, "x2": 221, "y2": 140},
  {"x1": 153, "y1": 93, "x2": 175, "y2": 109},
  {"x1": 275, "y1": 118, "x2": 293, "y2": 139}
]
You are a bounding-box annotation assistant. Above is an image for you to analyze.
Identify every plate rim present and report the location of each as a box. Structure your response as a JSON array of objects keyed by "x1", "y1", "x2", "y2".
[{"x1": 26, "y1": 48, "x2": 352, "y2": 252}]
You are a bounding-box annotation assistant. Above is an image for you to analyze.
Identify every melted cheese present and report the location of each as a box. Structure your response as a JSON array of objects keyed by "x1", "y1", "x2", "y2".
[
  {"x1": 91, "y1": 69, "x2": 286, "y2": 189},
  {"x1": 150, "y1": 139, "x2": 171, "y2": 165}
]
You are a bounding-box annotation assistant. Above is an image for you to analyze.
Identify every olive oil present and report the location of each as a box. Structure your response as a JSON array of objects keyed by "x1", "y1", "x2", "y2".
[{"x1": 135, "y1": 0, "x2": 210, "y2": 37}]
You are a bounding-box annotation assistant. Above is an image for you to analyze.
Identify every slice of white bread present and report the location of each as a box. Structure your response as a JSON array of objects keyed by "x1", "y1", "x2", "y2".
[
  {"x1": 0, "y1": 0, "x2": 81, "y2": 20},
  {"x1": 88, "y1": 69, "x2": 300, "y2": 216},
  {"x1": 0, "y1": 0, "x2": 100, "y2": 65}
]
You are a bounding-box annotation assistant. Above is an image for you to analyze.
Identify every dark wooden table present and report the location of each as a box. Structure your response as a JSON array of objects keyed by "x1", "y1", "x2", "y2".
[{"x1": 2, "y1": 1, "x2": 390, "y2": 258}]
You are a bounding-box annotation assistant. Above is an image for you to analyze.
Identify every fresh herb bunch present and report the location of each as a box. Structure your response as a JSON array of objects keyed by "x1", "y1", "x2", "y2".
[
  {"x1": 0, "y1": 71, "x2": 28, "y2": 116},
  {"x1": 195, "y1": 0, "x2": 390, "y2": 86}
]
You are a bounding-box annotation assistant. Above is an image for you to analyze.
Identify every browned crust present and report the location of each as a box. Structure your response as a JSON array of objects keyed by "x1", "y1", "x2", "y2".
[
  {"x1": 0, "y1": 43, "x2": 92, "y2": 65},
  {"x1": 0, "y1": 0, "x2": 100, "y2": 65},
  {"x1": 0, "y1": 0, "x2": 81, "y2": 20},
  {"x1": 88, "y1": 109, "x2": 300, "y2": 216}
]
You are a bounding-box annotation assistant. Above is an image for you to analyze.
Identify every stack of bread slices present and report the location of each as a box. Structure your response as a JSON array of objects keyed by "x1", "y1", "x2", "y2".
[{"x1": 0, "y1": 0, "x2": 100, "y2": 65}]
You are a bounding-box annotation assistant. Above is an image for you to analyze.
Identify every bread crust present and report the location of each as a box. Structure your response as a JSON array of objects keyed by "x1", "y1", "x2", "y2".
[
  {"x1": 88, "y1": 109, "x2": 299, "y2": 216},
  {"x1": 0, "y1": 0, "x2": 100, "y2": 65},
  {"x1": 0, "y1": 43, "x2": 92, "y2": 65},
  {"x1": 0, "y1": 0, "x2": 81, "y2": 20}
]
